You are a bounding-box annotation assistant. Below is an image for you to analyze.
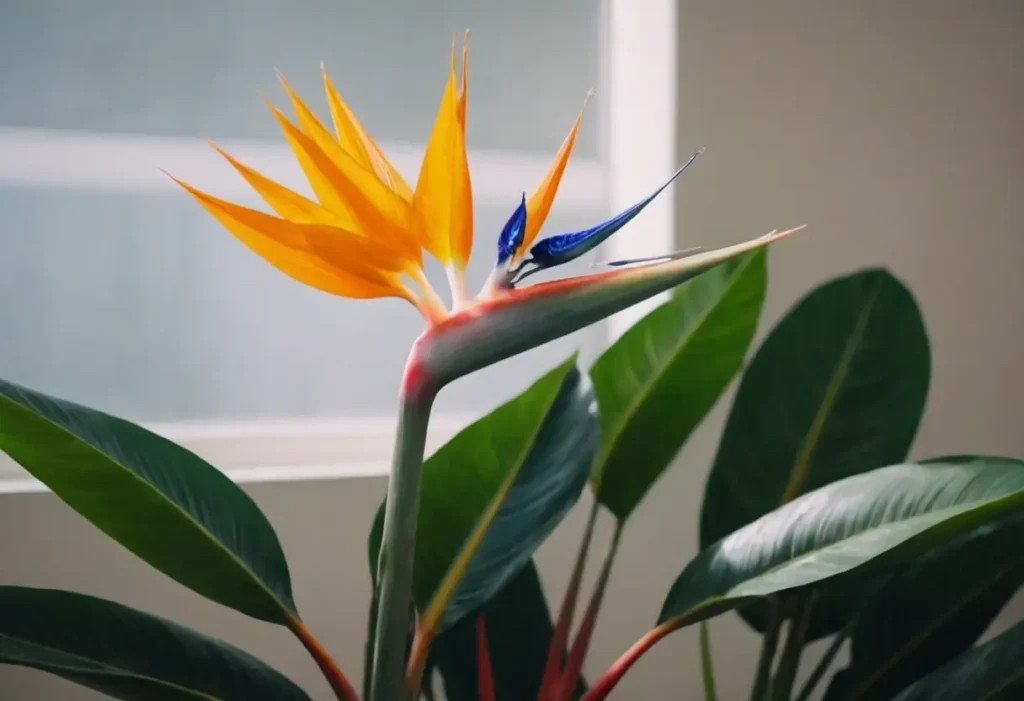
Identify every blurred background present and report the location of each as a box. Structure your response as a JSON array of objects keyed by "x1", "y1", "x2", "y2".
[{"x1": 0, "y1": 1, "x2": 1021, "y2": 699}]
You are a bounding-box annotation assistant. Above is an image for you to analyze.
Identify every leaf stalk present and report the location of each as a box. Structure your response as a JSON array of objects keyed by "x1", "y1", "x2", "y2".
[{"x1": 289, "y1": 617, "x2": 359, "y2": 701}]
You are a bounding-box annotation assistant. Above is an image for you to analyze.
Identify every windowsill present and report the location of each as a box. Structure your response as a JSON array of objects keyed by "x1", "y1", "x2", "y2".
[{"x1": 0, "y1": 413, "x2": 474, "y2": 495}]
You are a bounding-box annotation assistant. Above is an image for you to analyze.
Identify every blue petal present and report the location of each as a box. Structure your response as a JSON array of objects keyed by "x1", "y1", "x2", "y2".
[
  {"x1": 526, "y1": 149, "x2": 704, "y2": 269},
  {"x1": 496, "y1": 194, "x2": 528, "y2": 265}
]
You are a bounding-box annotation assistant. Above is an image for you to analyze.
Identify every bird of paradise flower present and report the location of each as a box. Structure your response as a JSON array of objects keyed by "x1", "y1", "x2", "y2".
[
  {"x1": 169, "y1": 34, "x2": 715, "y2": 327},
  {"x1": 168, "y1": 33, "x2": 803, "y2": 701}
]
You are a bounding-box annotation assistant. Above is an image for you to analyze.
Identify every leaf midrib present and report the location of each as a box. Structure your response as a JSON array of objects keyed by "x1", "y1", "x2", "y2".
[
  {"x1": 595, "y1": 254, "x2": 756, "y2": 492},
  {"x1": 0, "y1": 632, "x2": 221, "y2": 700},
  {"x1": 780, "y1": 276, "x2": 883, "y2": 503},
  {"x1": 0, "y1": 392, "x2": 293, "y2": 622},
  {"x1": 727, "y1": 498, "x2": 983, "y2": 596},
  {"x1": 423, "y1": 365, "x2": 573, "y2": 630}
]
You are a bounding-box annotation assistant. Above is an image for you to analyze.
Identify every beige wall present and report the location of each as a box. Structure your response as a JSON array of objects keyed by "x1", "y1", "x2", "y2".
[{"x1": 2, "y1": 2, "x2": 1022, "y2": 699}]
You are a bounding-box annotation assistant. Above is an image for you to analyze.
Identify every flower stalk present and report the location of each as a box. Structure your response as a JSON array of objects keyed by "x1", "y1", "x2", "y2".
[{"x1": 370, "y1": 346, "x2": 437, "y2": 701}]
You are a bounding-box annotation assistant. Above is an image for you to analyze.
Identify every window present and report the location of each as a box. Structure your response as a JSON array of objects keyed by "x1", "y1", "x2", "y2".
[{"x1": 0, "y1": 0, "x2": 677, "y2": 490}]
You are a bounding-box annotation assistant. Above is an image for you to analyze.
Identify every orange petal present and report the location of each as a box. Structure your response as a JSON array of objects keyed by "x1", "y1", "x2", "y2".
[
  {"x1": 457, "y1": 30, "x2": 469, "y2": 131},
  {"x1": 171, "y1": 174, "x2": 406, "y2": 273},
  {"x1": 415, "y1": 43, "x2": 474, "y2": 268},
  {"x1": 170, "y1": 176, "x2": 406, "y2": 300},
  {"x1": 209, "y1": 142, "x2": 346, "y2": 227},
  {"x1": 316, "y1": 67, "x2": 373, "y2": 169},
  {"x1": 321, "y1": 67, "x2": 414, "y2": 202},
  {"x1": 518, "y1": 95, "x2": 590, "y2": 262},
  {"x1": 277, "y1": 71, "x2": 352, "y2": 164},
  {"x1": 267, "y1": 101, "x2": 422, "y2": 264},
  {"x1": 266, "y1": 97, "x2": 358, "y2": 226}
]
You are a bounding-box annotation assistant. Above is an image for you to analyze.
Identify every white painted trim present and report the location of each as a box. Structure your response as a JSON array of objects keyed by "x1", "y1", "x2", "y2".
[
  {"x1": 603, "y1": 0, "x2": 679, "y2": 338},
  {"x1": 0, "y1": 127, "x2": 606, "y2": 210},
  {"x1": 0, "y1": 414, "x2": 474, "y2": 494}
]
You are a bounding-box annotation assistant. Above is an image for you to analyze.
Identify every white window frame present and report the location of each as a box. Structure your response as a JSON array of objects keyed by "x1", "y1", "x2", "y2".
[{"x1": 0, "y1": 0, "x2": 677, "y2": 494}]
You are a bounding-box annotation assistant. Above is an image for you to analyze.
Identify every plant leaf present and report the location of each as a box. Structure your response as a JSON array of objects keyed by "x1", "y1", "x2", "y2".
[
  {"x1": 699, "y1": 268, "x2": 929, "y2": 635},
  {"x1": 660, "y1": 457, "x2": 1024, "y2": 631},
  {"x1": 0, "y1": 379, "x2": 296, "y2": 623},
  {"x1": 429, "y1": 561, "x2": 586, "y2": 701},
  {"x1": 370, "y1": 357, "x2": 599, "y2": 630},
  {"x1": 590, "y1": 250, "x2": 766, "y2": 520},
  {"x1": 0, "y1": 586, "x2": 310, "y2": 701},
  {"x1": 824, "y1": 514, "x2": 1024, "y2": 701},
  {"x1": 888, "y1": 617, "x2": 1024, "y2": 701}
]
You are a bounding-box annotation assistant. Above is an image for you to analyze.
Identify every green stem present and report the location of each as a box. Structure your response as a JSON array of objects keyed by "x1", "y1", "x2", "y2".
[
  {"x1": 699, "y1": 622, "x2": 718, "y2": 701},
  {"x1": 771, "y1": 595, "x2": 815, "y2": 701},
  {"x1": 793, "y1": 624, "x2": 849, "y2": 701},
  {"x1": 750, "y1": 598, "x2": 781, "y2": 701},
  {"x1": 371, "y1": 354, "x2": 436, "y2": 701}
]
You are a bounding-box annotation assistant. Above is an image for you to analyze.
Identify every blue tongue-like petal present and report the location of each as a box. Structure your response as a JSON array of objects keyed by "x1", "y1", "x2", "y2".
[
  {"x1": 495, "y1": 194, "x2": 528, "y2": 265},
  {"x1": 525, "y1": 148, "x2": 704, "y2": 271}
]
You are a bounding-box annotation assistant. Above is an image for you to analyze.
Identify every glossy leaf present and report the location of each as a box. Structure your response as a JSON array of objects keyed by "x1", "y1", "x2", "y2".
[
  {"x1": 699, "y1": 268, "x2": 929, "y2": 636},
  {"x1": 0, "y1": 379, "x2": 296, "y2": 623},
  {"x1": 590, "y1": 250, "x2": 766, "y2": 520},
  {"x1": 824, "y1": 513, "x2": 1024, "y2": 701},
  {"x1": 0, "y1": 586, "x2": 310, "y2": 701},
  {"x1": 889, "y1": 617, "x2": 1024, "y2": 701},
  {"x1": 661, "y1": 457, "x2": 1024, "y2": 630},
  {"x1": 370, "y1": 358, "x2": 599, "y2": 630},
  {"x1": 701, "y1": 268, "x2": 930, "y2": 545},
  {"x1": 428, "y1": 561, "x2": 585, "y2": 701}
]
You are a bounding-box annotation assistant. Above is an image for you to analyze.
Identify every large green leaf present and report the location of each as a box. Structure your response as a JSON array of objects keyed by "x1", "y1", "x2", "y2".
[
  {"x1": 699, "y1": 268, "x2": 930, "y2": 637},
  {"x1": 428, "y1": 561, "x2": 585, "y2": 701},
  {"x1": 0, "y1": 586, "x2": 310, "y2": 700},
  {"x1": 370, "y1": 357, "x2": 599, "y2": 629},
  {"x1": 660, "y1": 457, "x2": 1024, "y2": 630},
  {"x1": 590, "y1": 251, "x2": 766, "y2": 520},
  {"x1": 0, "y1": 379, "x2": 295, "y2": 623},
  {"x1": 889, "y1": 617, "x2": 1024, "y2": 701},
  {"x1": 700, "y1": 269, "x2": 930, "y2": 547},
  {"x1": 824, "y1": 514, "x2": 1024, "y2": 701}
]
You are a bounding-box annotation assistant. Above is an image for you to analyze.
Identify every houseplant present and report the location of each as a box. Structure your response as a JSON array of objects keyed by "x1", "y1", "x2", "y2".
[{"x1": 1, "y1": 37, "x2": 1021, "y2": 700}]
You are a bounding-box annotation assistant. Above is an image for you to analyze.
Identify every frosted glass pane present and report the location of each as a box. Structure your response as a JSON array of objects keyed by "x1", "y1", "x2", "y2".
[{"x1": 0, "y1": 0, "x2": 602, "y2": 156}]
